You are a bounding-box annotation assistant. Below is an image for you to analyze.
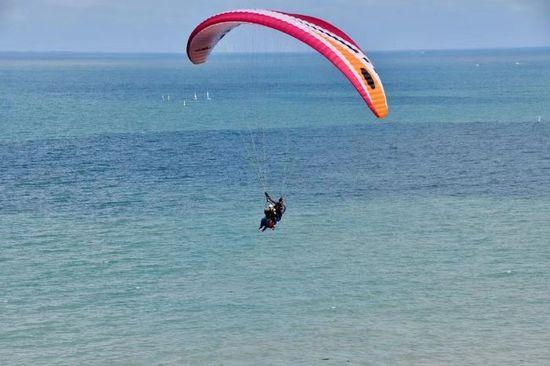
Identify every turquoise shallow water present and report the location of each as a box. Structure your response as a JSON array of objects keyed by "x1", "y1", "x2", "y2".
[{"x1": 1, "y1": 49, "x2": 550, "y2": 365}]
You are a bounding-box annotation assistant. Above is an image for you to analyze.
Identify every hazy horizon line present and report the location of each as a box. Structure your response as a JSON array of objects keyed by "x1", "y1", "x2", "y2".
[{"x1": 1, "y1": 45, "x2": 549, "y2": 56}]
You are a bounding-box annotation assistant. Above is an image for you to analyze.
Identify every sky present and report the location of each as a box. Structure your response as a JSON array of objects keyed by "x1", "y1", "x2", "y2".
[{"x1": 0, "y1": 0, "x2": 549, "y2": 53}]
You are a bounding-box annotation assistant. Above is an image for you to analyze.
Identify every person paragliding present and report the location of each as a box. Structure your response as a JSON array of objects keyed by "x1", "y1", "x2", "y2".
[
  {"x1": 259, "y1": 193, "x2": 286, "y2": 232},
  {"x1": 187, "y1": 9, "x2": 389, "y2": 232}
]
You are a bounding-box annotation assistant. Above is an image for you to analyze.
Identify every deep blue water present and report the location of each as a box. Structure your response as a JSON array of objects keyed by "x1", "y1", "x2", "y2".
[{"x1": 1, "y1": 49, "x2": 550, "y2": 365}]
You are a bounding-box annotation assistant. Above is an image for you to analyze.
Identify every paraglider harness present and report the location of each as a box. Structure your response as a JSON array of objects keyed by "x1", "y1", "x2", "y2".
[{"x1": 259, "y1": 192, "x2": 286, "y2": 231}]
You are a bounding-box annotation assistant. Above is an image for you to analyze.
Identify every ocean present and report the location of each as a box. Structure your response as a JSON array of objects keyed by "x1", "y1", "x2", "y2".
[{"x1": 1, "y1": 48, "x2": 549, "y2": 365}]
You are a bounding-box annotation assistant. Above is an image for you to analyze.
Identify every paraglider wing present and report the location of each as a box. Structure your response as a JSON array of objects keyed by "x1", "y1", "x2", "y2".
[{"x1": 187, "y1": 9, "x2": 388, "y2": 118}]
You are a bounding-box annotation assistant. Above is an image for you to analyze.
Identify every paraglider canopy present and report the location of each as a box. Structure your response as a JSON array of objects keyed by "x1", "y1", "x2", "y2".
[{"x1": 187, "y1": 9, "x2": 388, "y2": 118}]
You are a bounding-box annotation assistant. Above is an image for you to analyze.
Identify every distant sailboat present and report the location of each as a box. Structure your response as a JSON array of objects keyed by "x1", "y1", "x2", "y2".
[
  {"x1": 206, "y1": 91, "x2": 211, "y2": 100},
  {"x1": 193, "y1": 93, "x2": 198, "y2": 101},
  {"x1": 537, "y1": 116, "x2": 542, "y2": 123},
  {"x1": 183, "y1": 100, "x2": 187, "y2": 106},
  {"x1": 162, "y1": 95, "x2": 165, "y2": 102}
]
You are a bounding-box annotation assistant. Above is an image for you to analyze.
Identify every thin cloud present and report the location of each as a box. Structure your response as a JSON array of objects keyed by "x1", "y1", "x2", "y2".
[{"x1": 0, "y1": 0, "x2": 13, "y2": 19}]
